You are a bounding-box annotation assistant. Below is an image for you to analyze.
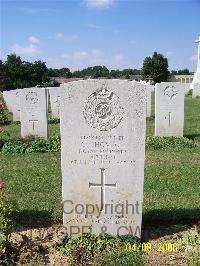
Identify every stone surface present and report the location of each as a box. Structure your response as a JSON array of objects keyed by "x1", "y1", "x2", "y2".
[
  {"x1": 20, "y1": 87, "x2": 48, "y2": 139},
  {"x1": 155, "y1": 82, "x2": 185, "y2": 136},
  {"x1": 192, "y1": 36, "x2": 200, "y2": 85},
  {"x1": 2, "y1": 90, "x2": 13, "y2": 112},
  {"x1": 60, "y1": 79, "x2": 146, "y2": 238},
  {"x1": 146, "y1": 85, "x2": 153, "y2": 117},
  {"x1": 11, "y1": 89, "x2": 21, "y2": 121},
  {"x1": 192, "y1": 83, "x2": 200, "y2": 98},
  {"x1": 49, "y1": 87, "x2": 62, "y2": 118},
  {"x1": 3, "y1": 89, "x2": 21, "y2": 120}
]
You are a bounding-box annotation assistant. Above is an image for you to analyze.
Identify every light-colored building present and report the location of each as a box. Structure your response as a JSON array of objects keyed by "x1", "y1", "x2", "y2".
[{"x1": 170, "y1": 75, "x2": 194, "y2": 83}]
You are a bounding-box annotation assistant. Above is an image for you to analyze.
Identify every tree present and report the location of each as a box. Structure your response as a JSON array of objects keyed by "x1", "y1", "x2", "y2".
[
  {"x1": 177, "y1": 69, "x2": 190, "y2": 75},
  {"x1": 142, "y1": 52, "x2": 169, "y2": 83}
]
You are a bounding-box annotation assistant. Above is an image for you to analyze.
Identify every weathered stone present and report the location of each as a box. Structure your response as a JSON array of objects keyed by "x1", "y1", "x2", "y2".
[
  {"x1": 60, "y1": 79, "x2": 146, "y2": 238},
  {"x1": 49, "y1": 87, "x2": 62, "y2": 118},
  {"x1": 146, "y1": 85, "x2": 153, "y2": 117},
  {"x1": 20, "y1": 87, "x2": 48, "y2": 139},
  {"x1": 155, "y1": 82, "x2": 184, "y2": 136},
  {"x1": 192, "y1": 83, "x2": 200, "y2": 98}
]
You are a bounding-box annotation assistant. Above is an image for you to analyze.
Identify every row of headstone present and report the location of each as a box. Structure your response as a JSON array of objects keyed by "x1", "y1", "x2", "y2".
[
  {"x1": 2, "y1": 81, "x2": 198, "y2": 141},
  {"x1": 1, "y1": 80, "x2": 198, "y2": 239}
]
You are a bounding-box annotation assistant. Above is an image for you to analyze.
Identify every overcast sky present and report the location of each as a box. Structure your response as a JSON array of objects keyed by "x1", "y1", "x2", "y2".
[{"x1": 1, "y1": 0, "x2": 200, "y2": 71}]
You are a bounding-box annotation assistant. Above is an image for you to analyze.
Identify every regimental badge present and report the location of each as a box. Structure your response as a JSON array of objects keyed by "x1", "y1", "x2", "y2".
[
  {"x1": 83, "y1": 85, "x2": 124, "y2": 131},
  {"x1": 164, "y1": 86, "x2": 178, "y2": 100},
  {"x1": 26, "y1": 91, "x2": 38, "y2": 104}
]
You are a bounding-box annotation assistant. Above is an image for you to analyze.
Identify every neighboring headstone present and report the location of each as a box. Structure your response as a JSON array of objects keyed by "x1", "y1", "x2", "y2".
[
  {"x1": 181, "y1": 83, "x2": 192, "y2": 95},
  {"x1": 60, "y1": 79, "x2": 146, "y2": 238},
  {"x1": 3, "y1": 89, "x2": 21, "y2": 120},
  {"x1": 3, "y1": 90, "x2": 13, "y2": 112},
  {"x1": 192, "y1": 36, "x2": 200, "y2": 86},
  {"x1": 11, "y1": 89, "x2": 21, "y2": 121},
  {"x1": 49, "y1": 87, "x2": 62, "y2": 118},
  {"x1": 155, "y1": 82, "x2": 184, "y2": 136},
  {"x1": 192, "y1": 83, "x2": 200, "y2": 98},
  {"x1": 20, "y1": 87, "x2": 48, "y2": 139},
  {"x1": 146, "y1": 85, "x2": 153, "y2": 117}
]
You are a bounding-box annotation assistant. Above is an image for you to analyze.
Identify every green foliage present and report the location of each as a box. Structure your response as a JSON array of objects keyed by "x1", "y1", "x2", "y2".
[
  {"x1": 142, "y1": 52, "x2": 169, "y2": 83},
  {"x1": 1, "y1": 135, "x2": 61, "y2": 154},
  {"x1": 178, "y1": 226, "x2": 200, "y2": 266},
  {"x1": 48, "y1": 117, "x2": 60, "y2": 124},
  {"x1": 186, "y1": 89, "x2": 192, "y2": 96},
  {"x1": 56, "y1": 233, "x2": 143, "y2": 266},
  {"x1": 73, "y1": 65, "x2": 110, "y2": 78},
  {"x1": 1, "y1": 54, "x2": 49, "y2": 90},
  {"x1": 0, "y1": 186, "x2": 18, "y2": 260},
  {"x1": 146, "y1": 136, "x2": 196, "y2": 150},
  {"x1": 48, "y1": 67, "x2": 72, "y2": 78},
  {"x1": 0, "y1": 103, "x2": 10, "y2": 125}
]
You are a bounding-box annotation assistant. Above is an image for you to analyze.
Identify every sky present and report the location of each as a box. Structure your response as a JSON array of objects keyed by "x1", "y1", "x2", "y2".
[{"x1": 1, "y1": 0, "x2": 200, "y2": 71}]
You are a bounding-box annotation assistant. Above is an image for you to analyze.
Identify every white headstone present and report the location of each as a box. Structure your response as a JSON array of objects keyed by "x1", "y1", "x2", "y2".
[
  {"x1": 192, "y1": 83, "x2": 200, "y2": 98},
  {"x1": 60, "y1": 79, "x2": 146, "y2": 238},
  {"x1": 49, "y1": 87, "x2": 62, "y2": 118},
  {"x1": 192, "y1": 36, "x2": 200, "y2": 85},
  {"x1": 11, "y1": 89, "x2": 21, "y2": 121},
  {"x1": 20, "y1": 88, "x2": 48, "y2": 139},
  {"x1": 146, "y1": 85, "x2": 153, "y2": 117},
  {"x1": 155, "y1": 82, "x2": 185, "y2": 136},
  {"x1": 2, "y1": 90, "x2": 13, "y2": 112}
]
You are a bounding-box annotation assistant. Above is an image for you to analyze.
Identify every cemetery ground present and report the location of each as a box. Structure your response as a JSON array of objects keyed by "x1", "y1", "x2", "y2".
[{"x1": 0, "y1": 93, "x2": 200, "y2": 265}]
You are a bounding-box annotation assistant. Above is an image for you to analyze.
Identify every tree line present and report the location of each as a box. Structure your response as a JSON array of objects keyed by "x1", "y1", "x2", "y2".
[{"x1": 0, "y1": 53, "x2": 193, "y2": 91}]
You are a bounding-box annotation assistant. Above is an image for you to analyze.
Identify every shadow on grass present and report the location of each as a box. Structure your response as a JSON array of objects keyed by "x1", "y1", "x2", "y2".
[
  {"x1": 184, "y1": 133, "x2": 200, "y2": 140},
  {"x1": 143, "y1": 208, "x2": 200, "y2": 225},
  {"x1": 12, "y1": 210, "x2": 60, "y2": 227},
  {"x1": 142, "y1": 208, "x2": 200, "y2": 241}
]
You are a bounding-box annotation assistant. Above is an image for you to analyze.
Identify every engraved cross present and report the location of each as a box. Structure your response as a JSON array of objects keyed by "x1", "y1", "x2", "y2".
[
  {"x1": 89, "y1": 168, "x2": 117, "y2": 212},
  {"x1": 29, "y1": 117, "x2": 38, "y2": 130},
  {"x1": 165, "y1": 112, "x2": 172, "y2": 128}
]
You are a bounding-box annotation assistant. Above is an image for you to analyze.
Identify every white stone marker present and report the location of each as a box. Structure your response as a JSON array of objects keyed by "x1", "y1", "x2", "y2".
[
  {"x1": 11, "y1": 89, "x2": 21, "y2": 121},
  {"x1": 3, "y1": 89, "x2": 21, "y2": 120},
  {"x1": 192, "y1": 83, "x2": 200, "y2": 98},
  {"x1": 146, "y1": 85, "x2": 153, "y2": 117},
  {"x1": 60, "y1": 79, "x2": 146, "y2": 238},
  {"x1": 20, "y1": 87, "x2": 48, "y2": 139},
  {"x1": 2, "y1": 90, "x2": 13, "y2": 112},
  {"x1": 155, "y1": 82, "x2": 184, "y2": 136},
  {"x1": 49, "y1": 87, "x2": 62, "y2": 118},
  {"x1": 192, "y1": 36, "x2": 200, "y2": 85}
]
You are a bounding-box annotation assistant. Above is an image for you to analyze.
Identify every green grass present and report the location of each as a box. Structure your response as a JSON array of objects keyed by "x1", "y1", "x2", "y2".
[{"x1": 0, "y1": 94, "x2": 200, "y2": 224}]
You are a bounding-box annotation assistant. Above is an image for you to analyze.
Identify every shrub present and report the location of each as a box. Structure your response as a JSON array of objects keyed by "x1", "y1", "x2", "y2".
[
  {"x1": 0, "y1": 182, "x2": 17, "y2": 261},
  {"x1": 56, "y1": 233, "x2": 143, "y2": 266},
  {"x1": 146, "y1": 136, "x2": 196, "y2": 150},
  {"x1": 1, "y1": 135, "x2": 61, "y2": 154},
  {"x1": 48, "y1": 117, "x2": 60, "y2": 124},
  {"x1": 0, "y1": 103, "x2": 10, "y2": 125},
  {"x1": 178, "y1": 225, "x2": 200, "y2": 266}
]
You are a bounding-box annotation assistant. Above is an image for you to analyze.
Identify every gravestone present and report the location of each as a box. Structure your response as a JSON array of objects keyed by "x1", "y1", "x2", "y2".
[
  {"x1": 2, "y1": 90, "x2": 13, "y2": 112},
  {"x1": 192, "y1": 83, "x2": 200, "y2": 98},
  {"x1": 11, "y1": 89, "x2": 21, "y2": 121},
  {"x1": 49, "y1": 87, "x2": 62, "y2": 118},
  {"x1": 155, "y1": 82, "x2": 184, "y2": 136},
  {"x1": 146, "y1": 85, "x2": 153, "y2": 117},
  {"x1": 20, "y1": 87, "x2": 48, "y2": 139},
  {"x1": 60, "y1": 79, "x2": 146, "y2": 238}
]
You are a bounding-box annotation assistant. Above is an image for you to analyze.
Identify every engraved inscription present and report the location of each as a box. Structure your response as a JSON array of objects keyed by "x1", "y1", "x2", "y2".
[
  {"x1": 83, "y1": 85, "x2": 124, "y2": 131},
  {"x1": 26, "y1": 91, "x2": 38, "y2": 104},
  {"x1": 164, "y1": 86, "x2": 178, "y2": 99}
]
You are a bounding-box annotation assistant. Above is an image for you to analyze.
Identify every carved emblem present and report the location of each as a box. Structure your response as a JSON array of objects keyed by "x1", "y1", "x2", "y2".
[
  {"x1": 164, "y1": 86, "x2": 178, "y2": 99},
  {"x1": 26, "y1": 91, "x2": 38, "y2": 104},
  {"x1": 83, "y1": 85, "x2": 124, "y2": 131}
]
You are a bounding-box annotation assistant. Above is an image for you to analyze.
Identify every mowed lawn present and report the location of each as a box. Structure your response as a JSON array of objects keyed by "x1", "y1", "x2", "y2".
[{"x1": 0, "y1": 94, "x2": 200, "y2": 225}]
